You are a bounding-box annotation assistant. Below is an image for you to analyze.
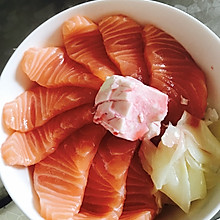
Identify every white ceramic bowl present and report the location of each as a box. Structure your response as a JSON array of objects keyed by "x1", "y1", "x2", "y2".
[{"x1": 0, "y1": 0, "x2": 220, "y2": 219}]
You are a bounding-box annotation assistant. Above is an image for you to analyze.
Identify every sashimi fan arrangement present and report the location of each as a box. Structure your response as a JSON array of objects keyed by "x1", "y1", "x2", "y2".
[{"x1": 0, "y1": 4, "x2": 220, "y2": 220}]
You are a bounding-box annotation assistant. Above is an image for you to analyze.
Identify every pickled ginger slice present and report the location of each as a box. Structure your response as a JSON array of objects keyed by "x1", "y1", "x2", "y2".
[
  {"x1": 143, "y1": 25, "x2": 207, "y2": 125},
  {"x1": 21, "y1": 47, "x2": 102, "y2": 90},
  {"x1": 139, "y1": 111, "x2": 220, "y2": 213},
  {"x1": 1, "y1": 104, "x2": 94, "y2": 166},
  {"x1": 34, "y1": 124, "x2": 106, "y2": 220},
  {"x1": 3, "y1": 86, "x2": 97, "y2": 132},
  {"x1": 75, "y1": 133, "x2": 138, "y2": 219},
  {"x1": 98, "y1": 15, "x2": 148, "y2": 83},
  {"x1": 62, "y1": 15, "x2": 120, "y2": 81}
]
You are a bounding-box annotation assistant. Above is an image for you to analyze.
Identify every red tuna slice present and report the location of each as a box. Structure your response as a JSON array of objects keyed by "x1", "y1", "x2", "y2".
[
  {"x1": 21, "y1": 47, "x2": 102, "y2": 90},
  {"x1": 143, "y1": 25, "x2": 207, "y2": 125},
  {"x1": 98, "y1": 15, "x2": 149, "y2": 84},
  {"x1": 74, "y1": 133, "x2": 139, "y2": 219},
  {"x1": 1, "y1": 104, "x2": 94, "y2": 166},
  {"x1": 34, "y1": 124, "x2": 106, "y2": 220},
  {"x1": 62, "y1": 15, "x2": 120, "y2": 81},
  {"x1": 119, "y1": 151, "x2": 159, "y2": 220},
  {"x1": 3, "y1": 86, "x2": 97, "y2": 132}
]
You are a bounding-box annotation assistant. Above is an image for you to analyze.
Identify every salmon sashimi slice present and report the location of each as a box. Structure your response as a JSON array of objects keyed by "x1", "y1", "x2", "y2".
[
  {"x1": 98, "y1": 15, "x2": 148, "y2": 84},
  {"x1": 21, "y1": 47, "x2": 102, "y2": 90},
  {"x1": 1, "y1": 104, "x2": 94, "y2": 166},
  {"x1": 34, "y1": 124, "x2": 106, "y2": 220},
  {"x1": 119, "y1": 151, "x2": 158, "y2": 220},
  {"x1": 143, "y1": 25, "x2": 207, "y2": 125},
  {"x1": 74, "y1": 133, "x2": 139, "y2": 219},
  {"x1": 119, "y1": 211, "x2": 153, "y2": 220},
  {"x1": 62, "y1": 15, "x2": 120, "y2": 81},
  {"x1": 3, "y1": 86, "x2": 97, "y2": 132}
]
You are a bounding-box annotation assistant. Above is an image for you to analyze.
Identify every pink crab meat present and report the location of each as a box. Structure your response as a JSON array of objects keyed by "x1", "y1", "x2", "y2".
[{"x1": 93, "y1": 75, "x2": 168, "y2": 141}]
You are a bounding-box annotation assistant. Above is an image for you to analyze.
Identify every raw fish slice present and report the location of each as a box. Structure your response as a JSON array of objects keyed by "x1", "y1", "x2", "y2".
[
  {"x1": 119, "y1": 210, "x2": 153, "y2": 220},
  {"x1": 21, "y1": 47, "x2": 102, "y2": 90},
  {"x1": 119, "y1": 151, "x2": 158, "y2": 220},
  {"x1": 93, "y1": 75, "x2": 168, "y2": 141},
  {"x1": 98, "y1": 15, "x2": 148, "y2": 84},
  {"x1": 34, "y1": 124, "x2": 106, "y2": 220},
  {"x1": 143, "y1": 25, "x2": 207, "y2": 125},
  {"x1": 3, "y1": 86, "x2": 97, "y2": 132},
  {"x1": 1, "y1": 104, "x2": 94, "y2": 166},
  {"x1": 75, "y1": 133, "x2": 138, "y2": 219},
  {"x1": 62, "y1": 15, "x2": 120, "y2": 81}
]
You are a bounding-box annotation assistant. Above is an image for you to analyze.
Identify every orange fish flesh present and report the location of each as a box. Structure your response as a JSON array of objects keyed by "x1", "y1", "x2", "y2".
[
  {"x1": 3, "y1": 86, "x2": 97, "y2": 132},
  {"x1": 98, "y1": 15, "x2": 149, "y2": 84},
  {"x1": 21, "y1": 47, "x2": 102, "y2": 90},
  {"x1": 1, "y1": 104, "x2": 94, "y2": 166},
  {"x1": 75, "y1": 133, "x2": 139, "y2": 219},
  {"x1": 34, "y1": 124, "x2": 106, "y2": 220},
  {"x1": 62, "y1": 15, "x2": 120, "y2": 81},
  {"x1": 143, "y1": 24, "x2": 207, "y2": 125},
  {"x1": 119, "y1": 151, "x2": 159, "y2": 220}
]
